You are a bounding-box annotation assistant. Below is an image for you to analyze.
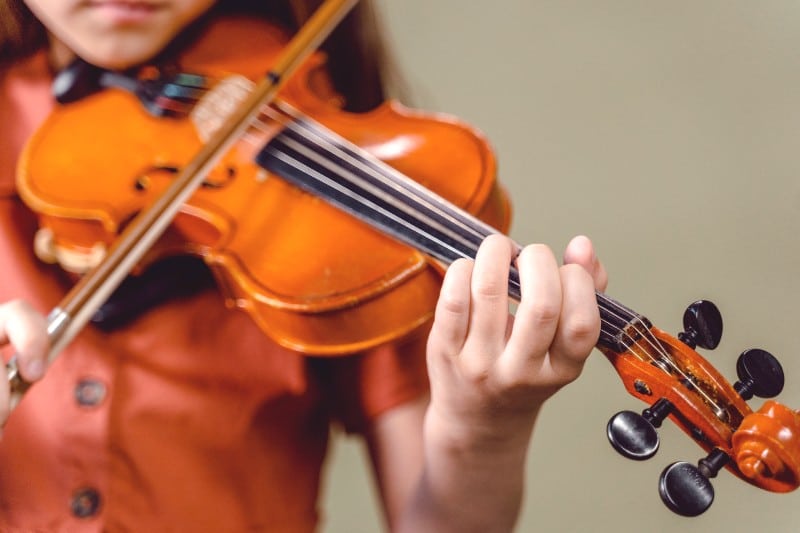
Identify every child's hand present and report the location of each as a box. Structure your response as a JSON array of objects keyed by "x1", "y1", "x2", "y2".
[
  {"x1": 425, "y1": 234, "x2": 606, "y2": 446},
  {"x1": 0, "y1": 300, "x2": 50, "y2": 428}
]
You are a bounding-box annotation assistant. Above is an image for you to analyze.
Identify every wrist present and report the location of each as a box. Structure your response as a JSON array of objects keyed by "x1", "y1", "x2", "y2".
[
  {"x1": 424, "y1": 399, "x2": 541, "y2": 460},
  {"x1": 406, "y1": 402, "x2": 537, "y2": 533}
]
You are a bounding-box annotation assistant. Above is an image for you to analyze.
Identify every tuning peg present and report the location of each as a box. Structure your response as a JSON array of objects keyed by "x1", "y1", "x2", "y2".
[
  {"x1": 733, "y1": 348, "x2": 784, "y2": 400},
  {"x1": 678, "y1": 300, "x2": 723, "y2": 350},
  {"x1": 607, "y1": 399, "x2": 674, "y2": 460},
  {"x1": 659, "y1": 449, "x2": 729, "y2": 517}
]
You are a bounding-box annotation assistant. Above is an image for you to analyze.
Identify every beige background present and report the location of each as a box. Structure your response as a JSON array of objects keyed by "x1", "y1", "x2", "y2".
[{"x1": 321, "y1": 1, "x2": 800, "y2": 532}]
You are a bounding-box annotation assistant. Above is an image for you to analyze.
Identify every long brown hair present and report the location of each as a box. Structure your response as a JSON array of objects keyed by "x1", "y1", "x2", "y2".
[
  {"x1": 0, "y1": 0, "x2": 45, "y2": 64},
  {"x1": 0, "y1": 0, "x2": 394, "y2": 111}
]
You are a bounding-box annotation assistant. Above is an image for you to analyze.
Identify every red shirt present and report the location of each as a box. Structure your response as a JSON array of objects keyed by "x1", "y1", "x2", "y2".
[{"x1": 0, "y1": 42, "x2": 430, "y2": 533}]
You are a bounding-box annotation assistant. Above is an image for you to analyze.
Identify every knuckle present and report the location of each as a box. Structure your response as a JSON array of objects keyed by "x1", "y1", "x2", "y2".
[
  {"x1": 437, "y1": 292, "x2": 469, "y2": 317},
  {"x1": 561, "y1": 311, "x2": 600, "y2": 345},
  {"x1": 458, "y1": 358, "x2": 493, "y2": 387},
  {"x1": 473, "y1": 277, "x2": 506, "y2": 301},
  {"x1": 527, "y1": 300, "x2": 561, "y2": 326}
]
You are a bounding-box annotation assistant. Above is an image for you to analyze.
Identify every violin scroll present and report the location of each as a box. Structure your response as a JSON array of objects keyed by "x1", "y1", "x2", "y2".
[{"x1": 731, "y1": 401, "x2": 800, "y2": 492}]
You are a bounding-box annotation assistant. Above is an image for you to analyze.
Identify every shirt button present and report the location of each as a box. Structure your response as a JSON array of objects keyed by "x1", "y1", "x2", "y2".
[
  {"x1": 74, "y1": 379, "x2": 106, "y2": 407},
  {"x1": 71, "y1": 487, "x2": 101, "y2": 518}
]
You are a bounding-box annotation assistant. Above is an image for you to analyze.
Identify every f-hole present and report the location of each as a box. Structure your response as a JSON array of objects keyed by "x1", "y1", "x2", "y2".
[{"x1": 134, "y1": 164, "x2": 236, "y2": 191}]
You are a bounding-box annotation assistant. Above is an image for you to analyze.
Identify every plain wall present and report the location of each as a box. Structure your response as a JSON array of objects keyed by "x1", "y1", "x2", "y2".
[{"x1": 321, "y1": 2, "x2": 800, "y2": 531}]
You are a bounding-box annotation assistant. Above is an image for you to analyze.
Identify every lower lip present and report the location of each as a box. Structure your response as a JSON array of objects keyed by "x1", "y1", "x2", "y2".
[{"x1": 88, "y1": 1, "x2": 161, "y2": 25}]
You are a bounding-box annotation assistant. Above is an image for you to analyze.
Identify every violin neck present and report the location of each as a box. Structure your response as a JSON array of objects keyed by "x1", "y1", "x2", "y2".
[{"x1": 254, "y1": 112, "x2": 649, "y2": 353}]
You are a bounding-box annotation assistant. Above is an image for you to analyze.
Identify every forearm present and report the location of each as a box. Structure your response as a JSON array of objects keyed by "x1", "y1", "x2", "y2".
[{"x1": 396, "y1": 405, "x2": 540, "y2": 533}]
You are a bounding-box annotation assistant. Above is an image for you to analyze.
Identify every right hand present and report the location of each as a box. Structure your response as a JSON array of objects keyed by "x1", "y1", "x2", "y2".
[{"x1": 0, "y1": 300, "x2": 50, "y2": 428}]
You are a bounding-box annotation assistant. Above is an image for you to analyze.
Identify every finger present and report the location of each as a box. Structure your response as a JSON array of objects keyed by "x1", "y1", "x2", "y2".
[
  {"x1": 428, "y1": 257, "x2": 475, "y2": 360},
  {"x1": 563, "y1": 235, "x2": 608, "y2": 292},
  {"x1": 463, "y1": 234, "x2": 515, "y2": 357},
  {"x1": 0, "y1": 300, "x2": 49, "y2": 382},
  {"x1": 502, "y1": 243, "x2": 562, "y2": 367},
  {"x1": 548, "y1": 263, "x2": 601, "y2": 380},
  {"x1": 592, "y1": 260, "x2": 608, "y2": 293}
]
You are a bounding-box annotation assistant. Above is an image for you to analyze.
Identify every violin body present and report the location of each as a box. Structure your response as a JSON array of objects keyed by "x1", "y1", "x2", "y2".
[{"x1": 16, "y1": 17, "x2": 509, "y2": 354}]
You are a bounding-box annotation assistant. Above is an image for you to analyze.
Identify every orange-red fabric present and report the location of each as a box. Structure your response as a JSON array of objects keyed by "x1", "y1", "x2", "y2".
[{"x1": 0, "y1": 47, "x2": 430, "y2": 532}]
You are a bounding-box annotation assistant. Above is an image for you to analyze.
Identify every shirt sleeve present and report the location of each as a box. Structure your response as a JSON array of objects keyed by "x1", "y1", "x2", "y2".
[{"x1": 315, "y1": 322, "x2": 431, "y2": 433}]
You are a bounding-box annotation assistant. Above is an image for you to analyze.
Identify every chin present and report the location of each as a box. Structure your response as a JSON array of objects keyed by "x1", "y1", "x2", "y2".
[{"x1": 72, "y1": 38, "x2": 166, "y2": 71}]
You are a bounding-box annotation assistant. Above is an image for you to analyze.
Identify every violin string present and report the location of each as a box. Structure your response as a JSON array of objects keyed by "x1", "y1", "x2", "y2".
[
  {"x1": 597, "y1": 295, "x2": 723, "y2": 411},
  {"x1": 277, "y1": 104, "x2": 500, "y2": 243},
  {"x1": 262, "y1": 143, "x2": 475, "y2": 266},
  {"x1": 188, "y1": 97, "x2": 677, "y2": 396},
  {"x1": 597, "y1": 301, "x2": 689, "y2": 377},
  {"x1": 596, "y1": 294, "x2": 722, "y2": 410},
  {"x1": 260, "y1": 117, "x2": 666, "y2": 355},
  {"x1": 259, "y1": 111, "x2": 671, "y2": 358},
  {"x1": 598, "y1": 295, "x2": 667, "y2": 358},
  {"x1": 261, "y1": 132, "x2": 712, "y2": 396},
  {"x1": 248, "y1": 110, "x2": 677, "y2": 369},
  {"x1": 260, "y1": 103, "x2": 493, "y2": 255},
  {"x1": 258, "y1": 127, "x2": 485, "y2": 270},
  {"x1": 245, "y1": 103, "x2": 723, "y2": 414},
  {"x1": 254, "y1": 110, "x2": 666, "y2": 352}
]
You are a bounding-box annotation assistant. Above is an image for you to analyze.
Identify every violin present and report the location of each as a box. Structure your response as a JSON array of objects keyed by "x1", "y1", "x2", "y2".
[
  {"x1": 18, "y1": 16, "x2": 506, "y2": 355},
  {"x1": 8, "y1": 0, "x2": 800, "y2": 517}
]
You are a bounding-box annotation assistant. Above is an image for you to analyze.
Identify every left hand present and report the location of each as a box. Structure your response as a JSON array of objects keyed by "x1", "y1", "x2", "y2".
[{"x1": 425, "y1": 234, "x2": 607, "y2": 445}]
